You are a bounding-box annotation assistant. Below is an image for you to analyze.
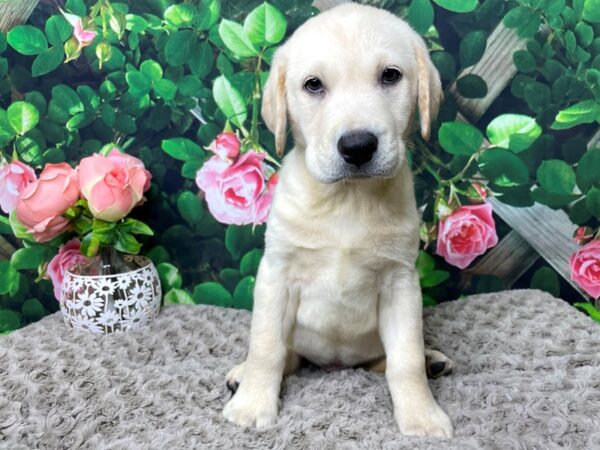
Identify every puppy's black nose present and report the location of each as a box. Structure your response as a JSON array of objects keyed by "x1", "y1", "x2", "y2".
[{"x1": 337, "y1": 131, "x2": 378, "y2": 167}]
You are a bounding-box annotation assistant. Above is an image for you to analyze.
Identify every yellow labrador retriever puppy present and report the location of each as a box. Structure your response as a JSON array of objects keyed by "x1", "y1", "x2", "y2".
[{"x1": 223, "y1": 3, "x2": 453, "y2": 438}]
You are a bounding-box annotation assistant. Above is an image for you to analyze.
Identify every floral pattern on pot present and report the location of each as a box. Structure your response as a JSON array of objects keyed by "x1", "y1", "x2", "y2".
[{"x1": 60, "y1": 256, "x2": 161, "y2": 333}]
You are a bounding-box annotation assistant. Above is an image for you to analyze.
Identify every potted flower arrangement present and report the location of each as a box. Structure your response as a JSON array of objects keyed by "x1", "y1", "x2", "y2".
[{"x1": 2, "y1": 147, "x2": 160, "y2": 333}]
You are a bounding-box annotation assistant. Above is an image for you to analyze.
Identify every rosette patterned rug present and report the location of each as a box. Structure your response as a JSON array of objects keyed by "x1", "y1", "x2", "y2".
[{"x1": 1, "y1": 290, "x2": 599, "y2": 449}]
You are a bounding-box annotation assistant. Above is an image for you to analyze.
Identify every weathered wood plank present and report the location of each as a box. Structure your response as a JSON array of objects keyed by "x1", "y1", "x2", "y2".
[
  {"x1": 0, "y1": 0, "x2": 39, "y2": 32},
  {"x1": 488, "y1": 197, "x2": 588, "y2": 297},
  {"x1": 461, "y1": 230, "x2": 539, "y2": 287},
  {"x1": 587, "y1": 129, "x2": 600, "y2": 149},
  {"x1": 0, "y1": 236, "x2": 16, "y2": 261},
  {"x1": 449, "y1": 24, "x2": 526, "y2": 123}
]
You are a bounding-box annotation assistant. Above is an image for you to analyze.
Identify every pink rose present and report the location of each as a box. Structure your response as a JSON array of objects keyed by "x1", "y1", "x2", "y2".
[
  {"x1": 209, "y1": 132, "x2": 241, "y2": 161},
  {"x1": 570, "y1": 240, "x2": 600, "y2": 299},
  {"x1": 196, "y1": 151, "x2": 277, "y2": 225},
  {"x1": 16, "y1": 163, "x2": 80, "y2": 242},
  {"x1": 573, "y1": 226, "x2": 594, "y2": 245},
  {"x1": 47, "y1": 239, "x2": 87, "y2": 300},
  {"x1": 436, "y1": 203, "x2": 498, "y2": 269},
  {"x1": 0, "y1": 161, "x2": 36, "y2": 214},
  {"x1": 73, "y1": 18, "x2": 97, "y2": 49},
  {"x1": 472, "y1": 183, "x2": 487, "y2": 200},
  {"x1": 79, "y1": 149, "x2": 151, "y2": 222}
]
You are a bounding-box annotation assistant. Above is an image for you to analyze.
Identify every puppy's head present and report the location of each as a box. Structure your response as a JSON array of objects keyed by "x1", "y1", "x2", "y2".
[{"x1": 262, "y1": 3, "x2": 442, "y2": 184}]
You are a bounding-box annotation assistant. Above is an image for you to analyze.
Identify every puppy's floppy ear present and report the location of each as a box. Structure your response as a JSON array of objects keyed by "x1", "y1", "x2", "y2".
[
  {"x1": 262, "y1": 46, "x2": 288, "y2": 157},
  {"x1": 412, "y1": 35, "x2": 442, "y2": 141}
]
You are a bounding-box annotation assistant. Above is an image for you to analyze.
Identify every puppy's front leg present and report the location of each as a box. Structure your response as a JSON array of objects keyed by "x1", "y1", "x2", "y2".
[
  {"x1": 223, "y1": 256, "x2": 295, "y2": 428},
  {"x1": 379, "y1": 268, "x2": 453, "y2": 438}
]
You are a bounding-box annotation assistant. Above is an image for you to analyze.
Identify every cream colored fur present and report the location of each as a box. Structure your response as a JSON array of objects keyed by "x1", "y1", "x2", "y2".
[{"x1": 222, "y1": 3, "x2": 452, "y2": 438}]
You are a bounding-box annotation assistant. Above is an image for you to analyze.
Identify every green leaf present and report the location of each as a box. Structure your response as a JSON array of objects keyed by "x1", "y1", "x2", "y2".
[
  {"x1": 195, "y1": 0, "x2": 220, "y2": 31},
  {"x1": 240, "y1": 249, "x2": 264, "y2": 276},
  {"x1": 146, "y1": 245, "x2": 170, "y2": 265},
  {"x1": 233, "y1": 276, "x2": 254, "y2": 310},
  {"x1": 177, "y1": 191, "x2": 204, "y2": 227},
  {"x1": 479, "y1": 149, "x2": 529, "y2": 187},
  {"x1": 513, "y1": 50, "x2": 537, "y2": 73},
  {"x1": 10, "y1": 246, "x2": 52, "y2": 270},
  {"x1": 115, "y1": 232, "x2": 142, "y2": 254},
  {"x1": 486, "y1": 114, "x2": 542, "y2": 153},
  {"x1": 0, "y1": 215, "x2": 11, "y2": 234},
  {"x1": 552, "y1": 100, "x2": 600, "y2": 130},
  {"x1": 45, "y1": 15, "x2": 72, "y2": 46},
  {"x1": 188, "y1": 42, "x2": 214, "y2": 78},
  {"x1": 164, "y1": 288, "x2": 195, "y2": 305},
  {"x1": 244, "y1": 2, "x2": 287, "y2": 46},
  {"x1": 583, "y1": 0, "x2": 600, "y2": 23},
  {"x1": 153, "y1": 79, "x2": 178, "y2": 100},
  {"x1": 503, "y1": 6, "x2": 541, "y2": 38},
  {"x1": 178, "y1": 75, "x2": 203, "y2": 96},
  {"x1": 416, "y1": 250, "x2": 435, "y2": 279},
  {"x1": 65, "y1": 0, "x2": 86, "y2": 16},
  {"x1": 157, "y1": 262, "x2": 182, "y2": 291},
  {"x1": 530, "y1": 267, "x2": 560, "y2": 297},
  {"x1": 161, "y1": 138, "x2": 204, "y2": 161},
  {"x1": 193, "y1": 282, "x2": 233, "y2": 307},
  {"x1": 432, "y1": 0, "x2": 478, "y2": 12},
  {"x1": 164, "y1": 4, "x2": 196, "y2": 27},
  {"x1": 456, "y1": 74, "x2": 488, "y2": 98},
  {"x1": 9, "y1": 210, "x2": 32, "y2": 240},
  {"x1": 213, "y1": 75, "x2": 248, "y2": 128},
  {"x1": 16, "y1": 136, "x2": 43, "y2": 165},
  {"x1": 225, "y1": 225, "x2": 262, "y2": 260},
  {"x1": 574, "y1": 302, "x2": 600, "y2": 322},
  {"x1": 165, "y1": 30, "x2": 197, "y2": 67},
  {"x1": 531, "y1": 188, "x2": 577, "y2": 208},
  {"x1": 219, "y1": 19, "x2": 259, "y2": 58},
  {"x1": 431, "y1": 51, "x2": 456, "y2": 81},
  {"x1": 406, "y1": 0, "x2": 434, "y2": 35},
  {"x1": 7, "y1": 25, "x2": 48, "y2": 55},
  {"x1": 438, "y1": 122, "x2": 483, "y2": 155},
  {"x1": 0, "y1": 110, "x2": 16, "y2": 146},
  {"x1": 119, "y1": 218, "x2": 154, "y2": 236},
  {"x1": 22, "y1": 298, "x2": 45, "y2": 321},
  {"x1": 7, "y1": 102, "x2": 39, "y2": 135},
  {"x1": 586, "y1": 186, "x2": 600, "y2": 217},
  {"x1": 0, "y1": 308, "x2": 21, "y2": 332},
  {"x1": 32, "y1": 46, "x2": 64, "y2": 77},
  {"x1": 459, "y1": 31, "x2": 486, "y2": 67},
  {"x1": 0, "y1": 32, "x2": 6, "y2": 53},
  {"x1": 126, "y1": 70, "x2": 152, "y2": 96},
  {"x1": 140, "y1": 59, "x2": 163, "y2": 82},
  {"x1": 421, "y1": 270, "x2": 450, "y2": 288},
  {"x1": 536, "y1": 160, "x2": 576, "y2": 195},
  {"x1": 0, "y1": 261, "x2": 20, "y2": 296},
  {"x1": 219, "y1": 268, "x2": 241, "y2": 292},
  {"x1": 52, "y1": 84, "x2": 84, "y2": 115},
  {"x1": 576, "y1": 148, "x2": 600, "y2": 191}
]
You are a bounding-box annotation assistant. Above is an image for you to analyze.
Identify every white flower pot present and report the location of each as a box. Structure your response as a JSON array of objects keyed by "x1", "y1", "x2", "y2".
[{"x1": 59, "y1": 253, "x2": 162, "y2": 334}]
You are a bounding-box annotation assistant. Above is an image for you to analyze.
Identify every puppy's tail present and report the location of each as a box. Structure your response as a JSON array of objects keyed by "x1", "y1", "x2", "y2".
[{"x1": 312, "y1": 0, "x2": 351, "y2": 11}]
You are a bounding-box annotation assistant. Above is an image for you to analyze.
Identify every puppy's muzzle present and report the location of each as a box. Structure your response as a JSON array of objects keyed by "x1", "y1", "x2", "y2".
[{"x1": 337, "y1": 130, "x2": 378, "y2": 167}]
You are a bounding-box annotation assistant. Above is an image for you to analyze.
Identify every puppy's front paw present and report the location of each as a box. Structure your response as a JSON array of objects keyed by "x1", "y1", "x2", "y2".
[
  {"x1": 223, "y1": 385, "x2": 278, "y2": 428},
  {"x1": 396, "y1": 403, "x2": 453, "y2": 438}
]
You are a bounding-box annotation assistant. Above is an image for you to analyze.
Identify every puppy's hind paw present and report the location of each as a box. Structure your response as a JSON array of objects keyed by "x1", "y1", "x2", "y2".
[{"x1": 425, "y1": 349, "x2": 454, "y2": 379}]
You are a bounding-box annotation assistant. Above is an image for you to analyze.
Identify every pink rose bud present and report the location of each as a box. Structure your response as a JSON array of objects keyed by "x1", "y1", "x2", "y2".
[
  {"x1": 79, "y1": 149, "x2": 152, "y2": 222},
  {"x1": 209, "y1": 132, "x2": 241, "y2": 161},
  {"x1": 436, "y1": 203, "x2": 498, "y2": 269},
  {"x1": 47, "y1": 239, "x2": 87, "y2": 300},
  {"x1": 472, "y1": 183, "x2": 487, "y2": 200},
  {"x1": 196, "y1": 150, "x2": 276, "y2": 225},
  {"x1": 73, "y1": 18, "x2": 97, "y2": 49},
  {"x1": 0, "y1": 161, "x2": 36, "y2": 214},
  {"x1": 570, "y1": 240, "x2": 600, "y2": 299},
  {"x1": 573, "y1": 226, "x2": 594, "y2": 245},
  {"x1": 16, "y1": 163, "x2": 80, "y2": 242}
]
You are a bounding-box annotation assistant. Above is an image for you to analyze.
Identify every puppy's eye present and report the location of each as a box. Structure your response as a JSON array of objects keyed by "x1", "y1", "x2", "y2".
[
  {"x1": 304, "y1": 77, "x2": 324, "y2": 94},
  {"x1": 381, "y1": 68, "x2": 402, "y2": 86}
]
